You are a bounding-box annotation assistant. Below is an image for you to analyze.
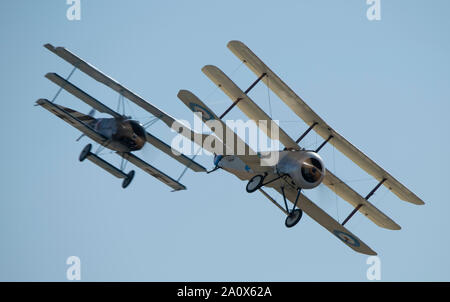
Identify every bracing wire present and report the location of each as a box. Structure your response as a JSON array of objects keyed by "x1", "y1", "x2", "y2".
[{"x1": 51, "y1": 67, "x2": 77, "y2": 103}]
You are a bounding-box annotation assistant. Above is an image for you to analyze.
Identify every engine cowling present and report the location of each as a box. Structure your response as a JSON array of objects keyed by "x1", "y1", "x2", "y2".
[{"x1": 276, "y1": 150, "x2": 325, "y2": 189}]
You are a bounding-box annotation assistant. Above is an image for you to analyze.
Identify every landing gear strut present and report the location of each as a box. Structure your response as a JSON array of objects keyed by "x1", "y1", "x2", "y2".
[
  {"x1": 246, "y1": 173, "x2": 286, "y2": 193},
  {"x1": 281, "y1": 186, "x2": 303, "y2": 228},
  {"x1": 246, "y1": 173, "x2": 304, "y2": 228},
  {"x1": 122, "y1": 170, "x2": 135, "y2": 189}
]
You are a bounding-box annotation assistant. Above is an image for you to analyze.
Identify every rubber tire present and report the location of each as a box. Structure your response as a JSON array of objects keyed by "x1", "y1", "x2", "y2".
[
  {"x1": 122, "y1": 170, "x2": 135, "y2": 189},
  {"x1": 246, "y1": 174, "x2": 265, "y2": 193},
  {"x1": 79, "y1": 144, "x2": 92, "y2": 162},
  {"x1": 285, "y1": 209, "x2": 303, "y2": 228}
]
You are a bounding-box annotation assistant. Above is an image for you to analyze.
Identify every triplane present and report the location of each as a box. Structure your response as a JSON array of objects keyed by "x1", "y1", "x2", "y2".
[
  {"x1": 36, "y1": 41, "x2": 424, "y2": 255},
  {"x1": 36, "y1": 44, "x2": 207, "y2": 191},
  {"x1": 176, "y1": 41, "x2": 424, "y2": 255}
]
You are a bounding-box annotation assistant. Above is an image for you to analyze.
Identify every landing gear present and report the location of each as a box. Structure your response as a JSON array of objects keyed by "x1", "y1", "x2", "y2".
[
  {"x1": 285, "y1": 209, "x2": 303, "y2": 228},
  {"x1": 122, "y1": 170, "x2": 135, "y2": 189},
  {"x1": 281, "y1": 186, "x2": 303, "y2": 228},
  {"x1": 79, "y1": 144, "x2": 135, "y2": 189},
  {"x1": 246, "y1": 173, "x2": 304, "y2": 228},
  {"x1": 79, "y1": 144, "x2": 92, "y2": 162},
  {"x1": 246, "y1": 174, "x2": 265, "y2": 193}
]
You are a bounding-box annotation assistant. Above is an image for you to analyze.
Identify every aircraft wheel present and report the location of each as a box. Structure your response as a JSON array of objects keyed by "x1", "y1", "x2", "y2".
[
  {"x1": 122, "y1": 170, "x2": 135, "y2": 189},
  {"x1": 79, "y1": 144, "x2": 92, "y2": 162},
  {"x1": 246, "y1": 174, "x2": 265, "y2": 193},
  {"x1": 285, "y1": 209, "x2": 303, "y2": 228}
]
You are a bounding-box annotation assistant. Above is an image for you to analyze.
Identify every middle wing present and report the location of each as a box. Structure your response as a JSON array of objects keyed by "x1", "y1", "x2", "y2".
[
  {"x1": 201, "y1": 65, "x2": 399, "y2": 230},
  {"x1": 44, "y1": 43, "x2": 177, "y2": 128},
  {"x1": 227, "y1": 40, "x2": 424, "y2": 206},
  {"x1": 44, "y1": 72, "x2": 206, "y2": 173}
]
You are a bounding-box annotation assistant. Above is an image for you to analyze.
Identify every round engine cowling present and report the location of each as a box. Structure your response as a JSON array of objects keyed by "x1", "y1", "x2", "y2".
[{"x1": 276, "y1": 150, "x2": 325, "y2": 189}]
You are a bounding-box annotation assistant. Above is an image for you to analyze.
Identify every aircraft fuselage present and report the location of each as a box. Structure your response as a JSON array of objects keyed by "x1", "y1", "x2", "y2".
[{"x1": 90, "y1": 117, "x2": 146, "y2": 152}]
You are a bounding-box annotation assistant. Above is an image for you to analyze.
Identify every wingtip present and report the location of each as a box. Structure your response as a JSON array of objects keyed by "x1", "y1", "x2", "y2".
[
  {"x1": 227, "y1": 40, "x2": 244, "y2": 48},
  {"x1": 43, "y1": 43, "x2": 55, "y2": 51},
  {"x1": 44, "y1": 72, "x2": 56, "y2": 78},
  {"x1": 35, "y1": 98, "x2": 48, "y2": 106},
  {"x1": 177, "y1": 89, "x2": 191, "y2": 97},
  {"x1": 201, "y1": 64, "x2": 218, "y2": 72}
]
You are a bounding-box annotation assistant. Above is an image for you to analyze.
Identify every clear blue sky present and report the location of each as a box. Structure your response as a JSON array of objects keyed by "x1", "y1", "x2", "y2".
[{"x1": 0, "y1": 0, "x2": 449, "y2": 281}]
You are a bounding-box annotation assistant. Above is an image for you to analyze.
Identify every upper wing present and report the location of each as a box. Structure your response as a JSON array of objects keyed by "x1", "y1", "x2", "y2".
[
  {"x1": 45, "y1": 58, "x2": 206, "y2": 173},
  {"x1": 44, "y1": 43, "x2": 176, "y2": 128},
  {"x1": 227, "y1": 40, "x2": 424, "y2": 206},
  {"x1": 36, "y1": 98, "x2": 107, "y2": 146},
  {"x1": 202, "y1": 65, "x2": 299, "y2": 150},
  {"x1": 117, "y1": 152, "x2": 186, "y2": 191},
  {"x1": 201, "y1": 66, "x2": 399, "y2": 230}
]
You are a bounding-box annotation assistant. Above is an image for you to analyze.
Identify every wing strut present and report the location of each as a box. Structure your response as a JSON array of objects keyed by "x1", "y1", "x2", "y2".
[
  {"x1": 341, "y1": 178, "x2": 387, "y2": 226},
  {"x1": 219, "y1": 72, "x2": 267, "y2": 119},
  {"x1": 315, "y1": 135, "x2": 333, "y2": 153},
  {"x1": 295, "y1": 122, "x2": 318, "y2": 144}
]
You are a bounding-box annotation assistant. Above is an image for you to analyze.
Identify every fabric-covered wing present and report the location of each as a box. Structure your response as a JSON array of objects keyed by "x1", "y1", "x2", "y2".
[
  {"x1": 44, "y1": 43, "x2": 176, "y2": 128},
  {"x1": 36, "y1": 99, "x2": 107, "y2": 146},
  {"x1": 45, "y1": 72, "x2": 121, "y2": 118},
  {"x1": 200, "y1": 66, "x2": 399, "y2": 230},
  {"x1": 323, "y1": 172, "x2": 400, "y2": 230},
  {"x1": 44, "y1": 49, "x2": 207, "y2": 173},
  {"x1": 202, "y1": 65, "x2": 298, "y2": 150},
  {"x1": 177, "y1": 89, "x2": 256, "y2": 158},
  {"x1": 227, "y1": 40, "x2": 424, "y2": 206},
  {"x1": 117, "y1": 152, "x2": 186, "y2": 191},
  {"x1": 272, "y1": 183, "x2": 377, "y2": 255},
  {"x1": 145, "y1": 131, "x2": 206, "y2": 172}
]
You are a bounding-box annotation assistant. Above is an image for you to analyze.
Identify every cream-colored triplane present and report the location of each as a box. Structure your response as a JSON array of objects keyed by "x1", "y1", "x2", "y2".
[{"x1": 177, "y1": 41, "x2": 424, "y2": 255}]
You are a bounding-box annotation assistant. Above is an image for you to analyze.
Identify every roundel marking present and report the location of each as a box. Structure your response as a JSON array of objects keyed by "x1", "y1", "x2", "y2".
[
  {"x1": 189, "y1": 103, "x2": 215, "y2": 121},
  {"x1": 333, "y1": 230, "x2": 361, "y2": 247}
]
